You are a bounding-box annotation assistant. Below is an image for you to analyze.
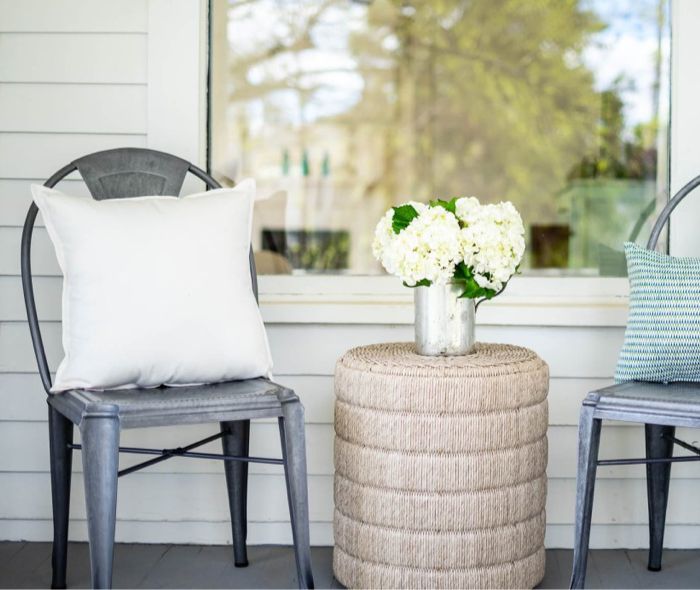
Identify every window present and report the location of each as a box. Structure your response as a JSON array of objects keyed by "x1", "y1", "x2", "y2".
[{"x1": 209, "y1": 0, "x2": 670, "y2": 277}]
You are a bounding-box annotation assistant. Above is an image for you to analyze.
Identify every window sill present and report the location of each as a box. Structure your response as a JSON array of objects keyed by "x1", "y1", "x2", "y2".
[{"x1": 258, "y1": 275, "x2": 630, "y2": 327}]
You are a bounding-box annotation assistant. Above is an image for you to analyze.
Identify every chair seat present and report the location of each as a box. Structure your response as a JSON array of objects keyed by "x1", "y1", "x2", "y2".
[
  {"x1": 590, "y1": 381, "x2": 700, "y2": 428},
  {"x1": 48, "y1": 378, "x2": 297, "y2": 428}
]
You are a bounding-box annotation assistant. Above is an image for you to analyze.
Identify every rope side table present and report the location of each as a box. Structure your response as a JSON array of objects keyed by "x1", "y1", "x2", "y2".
[{"x1": 333, "y1": 342, "x2": 549, "y2": 589}]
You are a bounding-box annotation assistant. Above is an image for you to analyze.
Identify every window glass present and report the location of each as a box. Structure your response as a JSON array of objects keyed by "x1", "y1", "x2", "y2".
[{"x1": 209, "y1": 0, "x2": 670, "y2": 276}]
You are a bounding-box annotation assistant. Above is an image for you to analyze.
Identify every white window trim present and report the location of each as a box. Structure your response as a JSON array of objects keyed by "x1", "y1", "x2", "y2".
[{"x1": 147, "y1": 0, "x2": 698, "y2": 326}]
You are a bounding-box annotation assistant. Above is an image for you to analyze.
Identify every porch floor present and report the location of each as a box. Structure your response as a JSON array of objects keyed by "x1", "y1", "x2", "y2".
[{"x1": 1, "y1": 542, "x2": 698, "y2": 589}]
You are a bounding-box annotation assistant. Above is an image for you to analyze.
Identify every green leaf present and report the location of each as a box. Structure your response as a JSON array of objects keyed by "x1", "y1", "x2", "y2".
[
  {"x1": 429, "y1": 197, "x2": 458, "y2": 214},
  {"x1": 478, "y1": 286, "x2": 498, "y2": 300},
  {"x1": 453, "y1": 261, "x2": 471, "y2": 281},
  {"x1": 403, "y1": 279, "x2": 432, "y2": 288},
  {"x1": 391, "y1": 204, "x2": 419, "y2": 234},
  {"x1": 452, "y1": 262, "x2": 496, "y2": 299}
]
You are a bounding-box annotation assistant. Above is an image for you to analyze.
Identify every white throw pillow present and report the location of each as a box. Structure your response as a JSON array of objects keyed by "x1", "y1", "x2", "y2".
[{"x1": 32, "y1": 180, "x2": 273, "y2": 392}]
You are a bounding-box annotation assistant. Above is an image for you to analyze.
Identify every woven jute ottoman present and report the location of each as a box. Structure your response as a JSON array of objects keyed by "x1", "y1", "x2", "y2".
[{"x1": 333, "y1": 342, "x2": 549, "y2": 589}]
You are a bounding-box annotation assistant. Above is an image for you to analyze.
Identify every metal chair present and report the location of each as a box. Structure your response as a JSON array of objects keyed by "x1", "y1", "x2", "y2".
[
  {"x1": 21, "y1": 147, "x2": 315, "y2": 590},
  {"x1": 570, "y1": 174, "x2": 700, "y2": 588}
]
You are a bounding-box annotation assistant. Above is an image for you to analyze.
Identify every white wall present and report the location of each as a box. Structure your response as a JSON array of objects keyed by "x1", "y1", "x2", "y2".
[{"x1": 1, "y1": 0, "x2": 700, "y2": 551}]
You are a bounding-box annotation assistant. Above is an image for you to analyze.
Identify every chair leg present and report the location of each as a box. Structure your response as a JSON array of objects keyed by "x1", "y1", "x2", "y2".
[
  {"x1": 80, "y1": 408, "x2": 120, "y2": 590},
  {"x1": 645, "y1": 423, "x2": 675, "y2": 572},
  {"x1": 221, "y1": 419, "x2": 250, "y2": 567},
  {"x1": 279, "y1": 401, "x2": 314, "y2": 590},
  {"x1": 570, "y1": 399, "x2": 602, "y2": 589},
  {"x1": 48, "y1": 405, "x2": 74, "y2": 590}
]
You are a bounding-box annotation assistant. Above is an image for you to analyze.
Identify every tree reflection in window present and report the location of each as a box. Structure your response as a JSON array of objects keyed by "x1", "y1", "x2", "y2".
[{"x1": 209, "y1": 0, "x2": 670, "y2": 276}]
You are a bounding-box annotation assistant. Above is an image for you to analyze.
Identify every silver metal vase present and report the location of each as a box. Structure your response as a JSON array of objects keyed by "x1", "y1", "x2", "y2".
[{"x1": 414, "y1": 282, "x2": 475, "y2": 356}]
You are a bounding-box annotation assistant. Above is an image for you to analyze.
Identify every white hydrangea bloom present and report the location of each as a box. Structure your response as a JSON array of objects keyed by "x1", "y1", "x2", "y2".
[
  {"x1": 455, "y1": 196, "x2": 481, "y2": 224},
  {"x1": 460, "y1": 201, "x2": 525, "y2": 291},
  {"x1": 374, "y1": 205, "x2": 462, "y2": 286},
  {"x1": 371, "y1": 208, "x2": 396, "y2": 261},
  {"x1": 373, "y1": 197, "x2": 524, "y2": 296}
]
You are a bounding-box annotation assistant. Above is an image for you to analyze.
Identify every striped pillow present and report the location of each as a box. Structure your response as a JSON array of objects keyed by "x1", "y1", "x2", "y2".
[{"x1": 616, "y1": 242, "x2": 700, "y2": 383}]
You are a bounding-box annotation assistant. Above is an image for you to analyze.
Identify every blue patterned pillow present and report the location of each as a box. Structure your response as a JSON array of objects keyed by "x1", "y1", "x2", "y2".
[{"x1": 616, "y1": 242, "x2": 700, "y2": 383}]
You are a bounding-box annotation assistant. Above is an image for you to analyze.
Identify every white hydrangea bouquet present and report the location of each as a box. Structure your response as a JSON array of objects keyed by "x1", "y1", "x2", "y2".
[{"x1": 372, "y1": 197, "x2": 525, "y2": 302}]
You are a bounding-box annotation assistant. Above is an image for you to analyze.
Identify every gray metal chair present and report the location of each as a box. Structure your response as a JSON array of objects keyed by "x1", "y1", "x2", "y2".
[
  {"x1": 21, "y1": 148, "x2": 315, "y2": 590},
  {"x1": 570, "y1": 174, "x2": 700, "y2": 588}
]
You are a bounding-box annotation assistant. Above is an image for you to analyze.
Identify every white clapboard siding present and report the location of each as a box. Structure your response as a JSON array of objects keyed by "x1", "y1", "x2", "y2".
[
  {"x1": 546, "y1": 524, "x2": 700, "y2": 551},
  {"x1": 0, "y1": 278, "x2": 62, "y2": 322},
  {"x1": 0, "y1": 321, "x2": 625, "y2": 378},
  {"x1": 0, "y1": 133, "x2": 147, "y2": 179},
  {"x1": 3, "y1": 473, "x2": 700, "y2": 548},
  {"x1": 4, "y1": 474, "x2": 700, "y2": 528},
  {"x1": 0, "y1": 472, "x2": 334, "y2": 523},
  {"x1": 0, "y1": 179, "x2": 89, "y2": 226},
  {"x1": 0, "y1": 0, "x2": 148, "y2": 33},
  {"x1": 0, "y1": 34, "x2": 147, "y2": 84},
  {"x1": 549, "y1": 478, "x2": 700, "y2": 526},
  {"x1": 2, "y1": 518, "x2": 697, "y2": 549},
  {"x1": 0, "y1": 84, "x2": 147, "y2": 133},
  {"x1": 0, "y1": 228, "x2": 59, "y2": 275},
  {"x1": 0, "y1": 519, "x2": 334, "y2": 547},
  {"x1": 5, "y1": 518, "x2": 697, "y2": 549}
]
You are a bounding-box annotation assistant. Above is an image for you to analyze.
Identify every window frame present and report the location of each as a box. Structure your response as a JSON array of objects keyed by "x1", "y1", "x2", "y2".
[{"x1": 148, "y1": 0, "x2": 697, "y2": 327}]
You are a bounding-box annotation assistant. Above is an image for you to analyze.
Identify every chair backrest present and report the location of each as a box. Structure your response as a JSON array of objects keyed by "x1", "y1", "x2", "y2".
[
  {"x1": 647, "y1": 175, "x2": 700, "y2": 250},
  {"x1": 21, "y1": 147, "x2": 259, "y2": 393}
]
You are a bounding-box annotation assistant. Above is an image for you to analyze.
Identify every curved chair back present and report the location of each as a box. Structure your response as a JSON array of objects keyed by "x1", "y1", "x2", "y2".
[
  {"x1": 647, "y1": 175, "x2": 700, "y2": 250},
  {"x1": 21, "y1": 147, "x2": 259, "y2": 393}
]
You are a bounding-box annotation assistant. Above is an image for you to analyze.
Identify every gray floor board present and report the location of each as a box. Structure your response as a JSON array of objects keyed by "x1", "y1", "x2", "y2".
[
  {"x1": 537, "y1": 549, "x2": 569, "y2": 589},
  {"x1": 0, "y1": 542, "x2": 26, "y2": 573},
  {"x1": 623, "y1": 549, "x2": 700, "y2": 589},
  {"x1": 137, "y1": 545, "x2": 227, "y2": 589},
  {"x1": 0, "y1": 542, "x2": 52, "y2": 589},
  {"x1": 587, "y1": 549, "x2": 642, "y2": 589},
  {"x1": 2, "y1": 543, "x2": 700, "y2": 589},
  {"x1": 112, "y1": 544, "x2": 171, "y2": 589}
]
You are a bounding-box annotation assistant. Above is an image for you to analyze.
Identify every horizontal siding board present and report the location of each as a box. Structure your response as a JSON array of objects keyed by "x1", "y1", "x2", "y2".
[
  {"x1": 548, "y1": 377, "x2": 613, "y2": 425},
  {"x1": 0, "y1": 34, "x2": 147, "y2": 83},
  {"x1": 0, "y1": 0, "x2": 148, "y2": 33},
  {"x1": 2, "y1": 475, "x2": 700, "y2": 547},
  {"x1": 0, "y1": 278, "x2": 62, "y2": 324},
  {"x1": 545, "y1": 524, "x2": 700, "y2": 550},
  {"x1": 0, "y1": 227, "x2": 59, "y2": 275},
  {"x1": 3, "y1": 474, "x2": 698, "y2": 528},
  {"x1": 547, "y1": 478, "x2": 700, "y2": 526},
  {"x1": 0, "y1": 132, "x2": 146, "y2": 179},
  {"x1": 0, "y1": 374, "x2": 48, "y2": 417},
  {"x1": 4, "y1": 518, "x2": 697, "y2": 549},
  {"x1": 0, "y1": 321, "x2": 623, "y2": 378},
  {"x1": 0, "y1": 519, "x2": 334, "y2": 546},
  {"x1": 0, "y1": 472, "x2": 333, "y2": 523},
  {"x1": 0, "y1": 84, "x2": 147, "y2": 133},
  {"x1": 0, "y1": 178, "x2": 89, "y2": 226}
]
